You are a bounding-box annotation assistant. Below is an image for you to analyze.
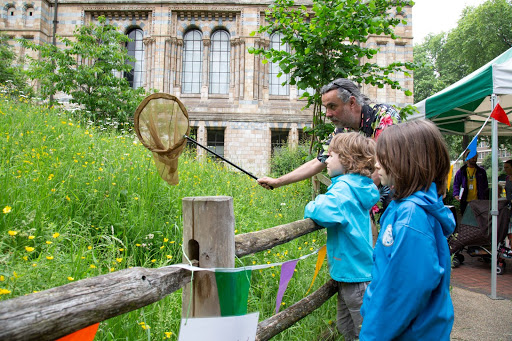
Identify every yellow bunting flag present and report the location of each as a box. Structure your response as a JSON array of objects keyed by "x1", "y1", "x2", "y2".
[
  {"x1": 447, "y1": 164, "x2": 454, "y2": 192},
  {"x1": 56, "y1": 323, "x2": 99, "y2": 341},
  {"x1": 306, "y1": 245, "x2": 326, "y2": 295}
]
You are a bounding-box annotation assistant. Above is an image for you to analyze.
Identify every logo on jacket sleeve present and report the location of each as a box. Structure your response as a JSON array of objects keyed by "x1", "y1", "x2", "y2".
[{"x1": 382, "y1": 224, "x2": 394, "y2": 247}]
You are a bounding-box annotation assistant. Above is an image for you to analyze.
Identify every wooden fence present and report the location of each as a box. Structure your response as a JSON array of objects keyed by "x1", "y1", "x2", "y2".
[{"x1": 0, "y1": 194, "x2": 335, "y2": 341}]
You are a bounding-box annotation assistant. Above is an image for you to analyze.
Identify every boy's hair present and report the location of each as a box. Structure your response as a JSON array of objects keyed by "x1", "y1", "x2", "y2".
[
  {"x1": 328, "y1": 132, "x2": 375, "y2": 177},
  {"x1": 376, "y1": 120, "x2": 450, "y2": 200},
  {"x1": 505, "y1": 159, "x2": 512, "y2": 166}
]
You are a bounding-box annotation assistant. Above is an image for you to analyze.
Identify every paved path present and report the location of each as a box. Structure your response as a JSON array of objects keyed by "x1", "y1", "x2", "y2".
[{"x1": 451, "y1": 252, "x2": 512, "y2": 341}]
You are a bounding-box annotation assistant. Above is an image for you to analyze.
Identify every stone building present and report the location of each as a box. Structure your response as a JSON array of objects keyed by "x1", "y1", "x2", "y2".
[{"x1": 1, "y1": 0, "x2": 413, "y2": 176}]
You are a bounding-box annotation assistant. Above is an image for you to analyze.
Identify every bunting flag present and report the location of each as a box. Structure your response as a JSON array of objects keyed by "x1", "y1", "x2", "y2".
[
  {"x1": 56, "y1": 323, "x2": 99, "y2": 341},
  {"x1": 306, "y1": 245, "x2": 327, "y2": 295},
  {"x1": 447, "y1": 163, "x2": 454, "y2": 191},
  {"x1": 465, "y1": 136, "x2": 478, "y2": 161},
  {"x1": 490, "y1": 103, "x2": 510, "y2": 126},
  {"x1": 215, "y1": 269, "x2": 252, "y2": 316},
  {"x1": 275, "y1": 259, "x2": 298, "y2": 314}
]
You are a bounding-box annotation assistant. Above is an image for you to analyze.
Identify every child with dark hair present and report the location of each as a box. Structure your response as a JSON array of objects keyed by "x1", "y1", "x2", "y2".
[
  {"x1": 360, "y1": 120, "x2": 455, "y2": 340},
  {"x1": 304, "y1": 132, "x2": 379, "y2": 341}
]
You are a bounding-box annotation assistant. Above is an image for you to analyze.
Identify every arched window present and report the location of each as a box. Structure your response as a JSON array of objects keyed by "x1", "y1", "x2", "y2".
[
  {"x1": 209, "y1": 30, "x2": 230, "y2": 94},
  {"x1": 24, "y1": 6, "x2": 34, "y2": 26},
  {"x1": 6, "y1": 5, "x2": 16, "y2": 26},
  {"x1": 269, "y1": 32, "x2": 289, "y2": 96},
  {"x1": 182, "y1": 29, "x2": 203, "y2": 94},
  {"x1": 125, "y1": 28, "x2": 145, "y2": 89}
]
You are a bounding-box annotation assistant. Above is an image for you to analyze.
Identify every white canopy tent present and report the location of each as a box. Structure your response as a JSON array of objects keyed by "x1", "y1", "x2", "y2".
[{"x1": 415, "y1": 47, "x2": 512, "y2": 299}]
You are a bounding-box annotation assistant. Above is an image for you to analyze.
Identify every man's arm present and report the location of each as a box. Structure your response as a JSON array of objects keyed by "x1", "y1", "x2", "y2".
[{"x1": 257, "y1": 158, "x2": 326, "y2": 190}]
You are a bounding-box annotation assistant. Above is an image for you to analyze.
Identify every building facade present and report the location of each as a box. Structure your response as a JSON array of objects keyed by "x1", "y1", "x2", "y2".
[{"x1": 1, "y1": 0, "x2": 413, "y2": 176}]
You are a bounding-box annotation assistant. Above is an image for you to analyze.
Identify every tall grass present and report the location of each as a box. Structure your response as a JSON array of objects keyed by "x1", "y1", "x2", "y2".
[{"x1": 0, "y1": 94, "x2": 335, "y2": 340}]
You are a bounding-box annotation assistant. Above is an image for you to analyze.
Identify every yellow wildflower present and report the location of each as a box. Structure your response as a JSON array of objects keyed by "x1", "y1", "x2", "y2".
[
  {"x1": 67, "y1": 277, "x2": 74, "y2": 281},
  {"x1": 52, "y1": 232, "x2": 60, "y2": 238},
  {"x1": 46, "y1": 241, "x2": 52, "y2": 245},
  {"x1": 28, "y1": 236, "x2": 35, "y2": 240},
  {"x1": 8, "y1": 230, "x2": 17, "y2": 236},
  {"x1": 46, "y1": 256, "x2": 54, "y2": 260},
  {"x1": 116, "y1": 258, "x2": 123, "y2": 263},
  {"x1": 90, "y1": 264, "x2": 96, "y2": 269},
  {"x1": 0, "y1": 276, "x2": 4, "y2": 281},
  {"x1": 3, "y1": 206, "x2": 12, "y2": 214},
  {"x1": 164, "y1": 332, "x2": 173, "y2": 338},
  {"x1": 25, "y1": 246, "x2": 35, "y2": 252},
  {"x1": 0, "y1": 289, "x2": 12, "y2": 295}
]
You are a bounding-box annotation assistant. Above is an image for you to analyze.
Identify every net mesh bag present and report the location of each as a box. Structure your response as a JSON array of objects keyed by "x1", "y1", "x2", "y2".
[{"x1": 134, "y1": 93, "x2": 190, "y2": 185}]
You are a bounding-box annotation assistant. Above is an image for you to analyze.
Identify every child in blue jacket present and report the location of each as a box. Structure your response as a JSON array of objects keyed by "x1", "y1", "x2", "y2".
[
  {"x1": 304, "y1": 132, "x2": 379, "y2": 341},
  {"x1": 360, "y1": 120, "x2": 455, "y2": 340}
]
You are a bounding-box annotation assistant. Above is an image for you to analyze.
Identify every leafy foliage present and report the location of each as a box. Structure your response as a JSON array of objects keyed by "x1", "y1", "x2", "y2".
[
  {"x1": 413, "y1": 33, "x2": 449, "y2": 103},
  {"x1": 0, "y1": 34, "x2": 33, "y2": 97},
  {"x1": 19, "y1": 16, "x2": 148, "y2": 125},
  {"x1": 437, "y1": 0, "x2": 512, "y2": 85},
  {"x1": 270, "y1": 143, "x2": 311, "y2": 177},
  {"x1": 249, "y1": 0, "x2": 416, "y2": 151}
]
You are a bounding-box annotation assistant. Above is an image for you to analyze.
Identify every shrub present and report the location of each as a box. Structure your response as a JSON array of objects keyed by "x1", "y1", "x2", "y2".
[{"x1": 270, "y1": 143, "x2": 310, "y2": 177}]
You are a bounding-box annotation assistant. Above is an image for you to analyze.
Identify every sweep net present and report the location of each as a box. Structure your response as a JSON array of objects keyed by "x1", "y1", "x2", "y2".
[{"x1": 134, "y1": 93, "x2": 190, "y2": 185}]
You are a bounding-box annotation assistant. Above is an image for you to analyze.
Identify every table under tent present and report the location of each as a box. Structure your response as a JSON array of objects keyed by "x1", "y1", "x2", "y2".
[{"x1": 415, "y1": 46, "x2": 512, "y2": 299}]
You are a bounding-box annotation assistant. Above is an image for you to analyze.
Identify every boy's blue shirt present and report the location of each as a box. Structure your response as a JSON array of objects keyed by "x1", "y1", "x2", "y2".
[
  {"x1": 360, "y1": 183, "x2": 455, "y2": 341},
  {"x1": 304, "y1": 173, "x2": 379, "y2": 282}
]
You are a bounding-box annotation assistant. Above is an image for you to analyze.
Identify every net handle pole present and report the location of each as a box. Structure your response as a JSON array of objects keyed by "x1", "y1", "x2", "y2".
[{"x1": 184, "y1": 135, "x2": 258, "y2": 181}]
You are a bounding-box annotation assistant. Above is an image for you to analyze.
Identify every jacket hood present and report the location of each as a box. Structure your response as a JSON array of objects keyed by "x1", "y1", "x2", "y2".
[
  {"x1": 402, "y1": 183, "x2": 455, "y2": 237},
  {"x1": 331, "y1": 173, "x2": 379, "y2": 211}
]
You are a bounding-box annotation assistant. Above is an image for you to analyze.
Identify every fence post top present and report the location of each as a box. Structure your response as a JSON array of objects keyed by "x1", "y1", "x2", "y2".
[{"x1": 182, "y1": 196, "x2": 233, "y2": 202}]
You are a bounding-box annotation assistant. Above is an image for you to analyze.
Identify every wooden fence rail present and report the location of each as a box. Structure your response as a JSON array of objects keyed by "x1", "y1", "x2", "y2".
[
  {"x1": 0, "y1": 266, "x2": 191, "y2": 341},
  {"x1": 0, "y1": 196, "x2": 331, "y2": 341}
]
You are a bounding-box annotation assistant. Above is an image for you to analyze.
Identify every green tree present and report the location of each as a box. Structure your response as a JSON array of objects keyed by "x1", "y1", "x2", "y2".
[
  {"x1": 437, "y1": 0, "x2": 512, "y2": 85},
  {"x1": 413, "y1": 33, "x2": 448, "y2": 102},
  {"x1": 249, "y1": 0, "x2": 416, "y2": 151},
  {"x1": 20, "y1": 16, "x2": 147, "y2": 124},
  {"x1": 0, "y1": 33, "x2": 32, "y2": 96},
  {"x1": 414, "y1": 0, "x2": 512, "y2": 156}
]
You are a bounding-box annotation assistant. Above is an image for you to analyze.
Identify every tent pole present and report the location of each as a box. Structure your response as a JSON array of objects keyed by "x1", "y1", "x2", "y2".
[{"x1": 490, "y1": 94, "x2": 498, "y2": 300}]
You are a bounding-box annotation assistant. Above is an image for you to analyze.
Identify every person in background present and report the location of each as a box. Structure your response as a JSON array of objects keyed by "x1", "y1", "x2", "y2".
[
  {"x1": 453, "y1": 152, "x2": 489, "y2": 215},
  {"x1": 360, "y1": 120, "x2": 455, "y2": 340},
  {"x1": 503, "y1": 160, "x2": 512, "y2": 248},
  {"x1": 304, "y1": 132, "x2": 379, "y2": 341}
]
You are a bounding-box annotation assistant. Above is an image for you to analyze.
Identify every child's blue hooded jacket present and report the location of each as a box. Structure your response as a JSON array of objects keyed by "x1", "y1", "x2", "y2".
[
  {"x1": 304, "y1": 173, "x2": 379, "y2": 282},
  {"x1": 360, "y1": 183, "x2": 455, "y2": 340}
]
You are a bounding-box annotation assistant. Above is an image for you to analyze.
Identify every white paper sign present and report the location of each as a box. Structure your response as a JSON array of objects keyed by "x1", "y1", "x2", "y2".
[{"x1": 178, "y1": 312, "x2": 259, "y2": 341}]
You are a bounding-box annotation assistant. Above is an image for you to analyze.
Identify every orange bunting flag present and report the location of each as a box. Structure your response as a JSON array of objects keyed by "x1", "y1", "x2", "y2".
[
  {"x1": 490, "y1": 103, "x2": 510, "y2": 126},
  {"x1": 306, "y1": 245, "x2": 326, "y2": 295},
  {"x1": 56, "y1": 323, "x2": 99, "y2": 341}
]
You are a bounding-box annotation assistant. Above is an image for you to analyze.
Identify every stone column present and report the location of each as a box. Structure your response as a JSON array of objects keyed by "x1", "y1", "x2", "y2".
[
  {"x1": 175, "y1": 39, "x2": 183, "y2": 93},
  {"x1": 202, "y1": 38, "x2": 211, "y2": 100}
]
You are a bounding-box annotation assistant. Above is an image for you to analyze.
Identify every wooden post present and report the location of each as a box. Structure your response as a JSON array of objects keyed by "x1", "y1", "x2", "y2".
[{"x1": 182, "y1": 196, "x2": 235, "y2": 317}]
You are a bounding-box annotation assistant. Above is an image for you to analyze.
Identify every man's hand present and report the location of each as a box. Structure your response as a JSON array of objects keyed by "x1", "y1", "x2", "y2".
[
  {"x1": 454, "y1": 196, "x2": 460, "y2": 201},
  {"x1": 257, "y1": 177, "x2": 280, "y2": 190}
]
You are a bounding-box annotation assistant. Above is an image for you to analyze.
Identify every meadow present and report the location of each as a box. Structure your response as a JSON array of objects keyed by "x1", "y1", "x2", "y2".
[{"x1": 0, "y1": 93, "x2": 335, "y2": 340}]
